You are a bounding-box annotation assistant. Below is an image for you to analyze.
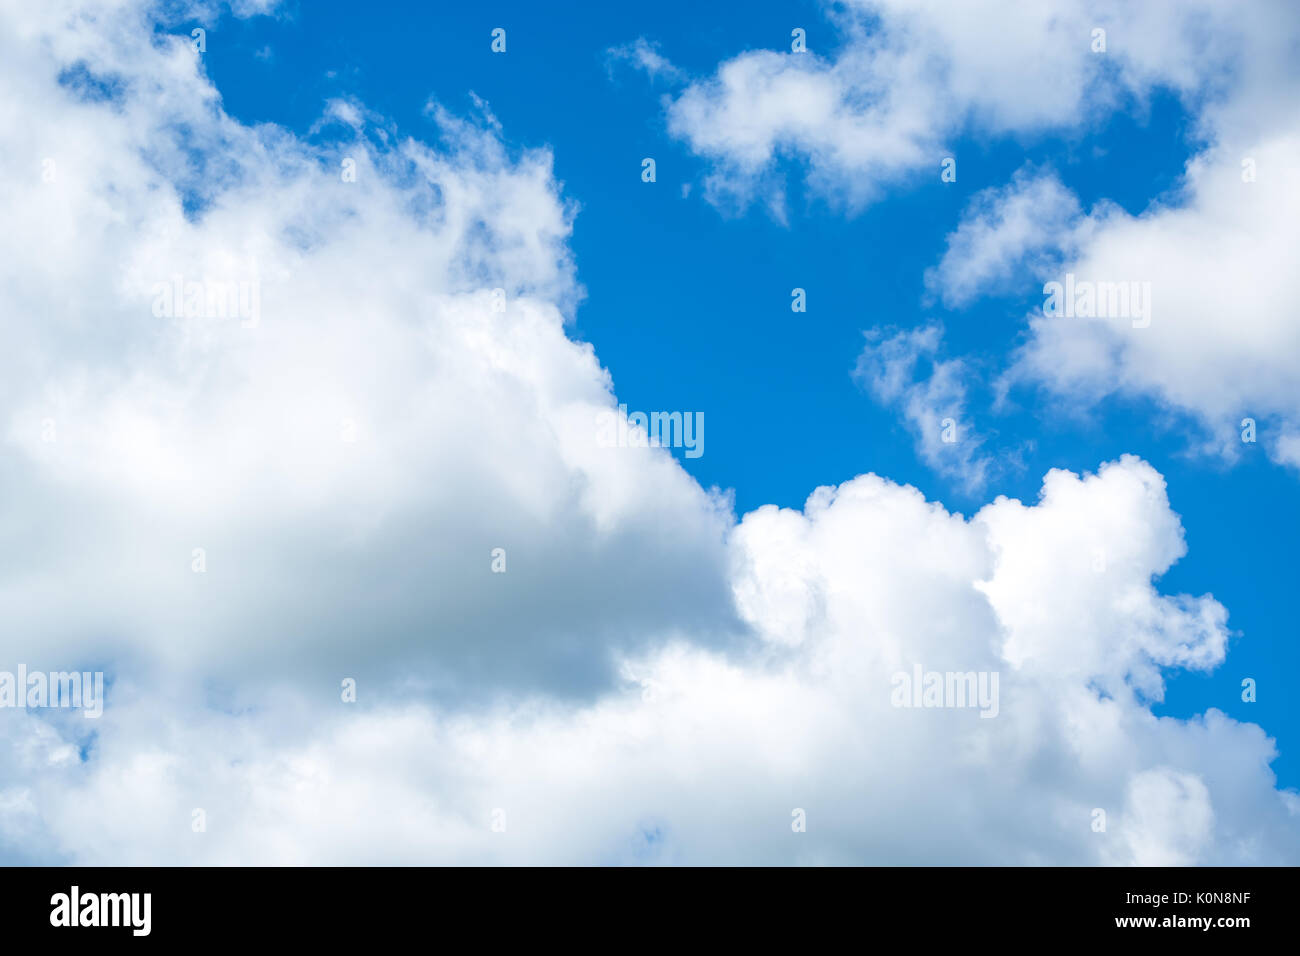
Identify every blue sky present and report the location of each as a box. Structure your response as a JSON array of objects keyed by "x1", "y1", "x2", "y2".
[
  {"x1": 2, "y1": 0, "x2": 1296, "y2": 864},
  {"x1": 201, "y1": 1, "x2": 1297, "y2": 786}
]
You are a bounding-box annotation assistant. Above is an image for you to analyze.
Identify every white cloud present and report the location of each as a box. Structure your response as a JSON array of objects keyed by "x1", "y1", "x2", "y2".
[
  {"x1": 0, "y1": 0, "x2": 1295, "y2": 866},
  {"x1": 1115, "y1": 768, "x2": 1214, "y2": 866},
  {"x1": 657, "y1": 0, "x2": 1297, "y2": 215},
  {"x1": 853, "y1": 324, "x2": 994, "y2": 491},
  {"x1": 926, "y1": 170, "x2": 1087, "y2": 308},
  {"x1": 5, "y1": 456, "x2": 1294, "y2": 865},
  {"x1": 1006, "y1": 126, "x2": 1300, "y2": 469},
  {"x1": 606, "y1": 38, "x2": 685, "y2": 83},
  {"x1": 0, "y1": 0, "x2": 736, "y2": 698},
  {"x1": 653, "y1": 0, "x2": 1300, "y2": 471},
  {"x1": 975, "y1": 458, "x2": 1228, "y2": 699}
]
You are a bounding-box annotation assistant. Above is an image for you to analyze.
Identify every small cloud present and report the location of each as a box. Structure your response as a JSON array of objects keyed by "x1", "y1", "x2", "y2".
[
  {"x1": 854, "y1": 323, "x2": 994, "y2": 493},
  {"x1": 925, "y1": 168, "x2": 1084, "y2": 309},
  {"x1": 606, "y1": 38, "x2": 686, "y2": 83}
]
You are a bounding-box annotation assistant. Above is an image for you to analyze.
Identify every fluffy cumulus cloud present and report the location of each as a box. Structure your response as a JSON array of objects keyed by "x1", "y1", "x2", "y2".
[
  {"x1": 924, "y1": 170, "x2": 1087, "y2": 309},
  {"x1": 0, "y1": 0, "x2": 738, "y2": 701},
  {"x1": 1004, "y1": 126, "x2": 1300, "y2": 468},
  {"x1": 7, "y1": 454, "x2": 1296, "y2": 864},
  {"x1": 0, "y1": 0, "x2": 1297, "y2": 865},
  {"x1": 929, "y1": 131, "x2": 1300, "y2": 469},
  {"x1": 657, "y1": 0, "x2": 1296, "y2": 214}
]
